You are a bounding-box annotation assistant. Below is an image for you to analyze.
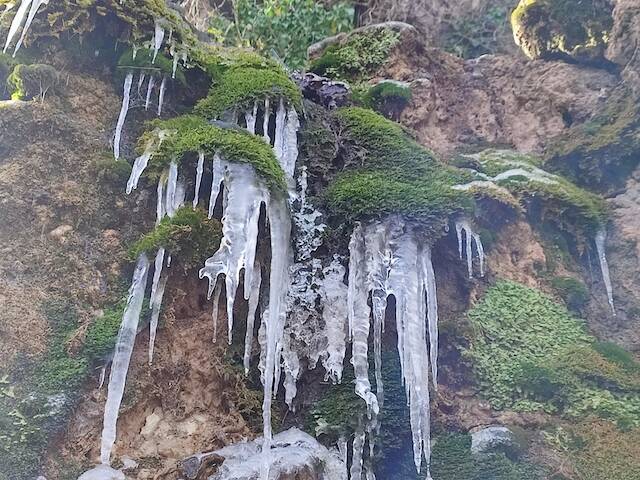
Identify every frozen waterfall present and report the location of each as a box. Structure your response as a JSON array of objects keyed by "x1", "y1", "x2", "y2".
[
  {"x1": 595, "y1": 229, "x2": 615, "y2": 315},
  {"x1": 455, "y1": 219, "x2": 485, "y2": 279}
]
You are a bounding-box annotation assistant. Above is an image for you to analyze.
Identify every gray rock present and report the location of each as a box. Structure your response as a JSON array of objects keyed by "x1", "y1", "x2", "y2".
[{"x1": 471, "y1": 426, "x2": 517, "y2": 455}]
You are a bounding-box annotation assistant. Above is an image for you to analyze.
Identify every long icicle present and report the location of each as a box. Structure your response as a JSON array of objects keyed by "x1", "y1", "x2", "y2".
[
  {"x1": 595, "y1": 228, "x2": 616, "y2": 315},
  {"x1": 208, "y1": 153, "x2": 225, "y2": 219},
  {"x1": 244, "y1": 264, "x2": 262, "y2": 373},
  {"x1": 148, "y1": 248, "x2": 168, "y2": 366},
  {"x1": 113, "y1": 72, "x2": 133, "y2": 160},
  {"x1": 3, "y1": 0, "x2": 32, "y2": 54},
  {"x1": 145, "y1": 75, "x2": 156, "y2": 110},
  {"x1": 193, "y1": 151, "x2": 205, "y2": 208},
  {"x1": 12, "y1": 0, "x2": 48, "y2": 56},
  {"x1": 100, "y1": 253, "x2": 150, "y2": 464},
  {"x1": 157, "y1": 76, "x2": 167, "y2": 116},
  {"x1": 152, "y1": 21, "x2": 165, "y2": 63}
]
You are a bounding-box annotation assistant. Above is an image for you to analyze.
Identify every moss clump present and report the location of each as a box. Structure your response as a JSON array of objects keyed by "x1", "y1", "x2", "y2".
[
  {"x1": 550, "y1": 276, "x2": 589, "y2": 312},
  {"x1": 129, "y1": 207, "x2": 222, "y2": 269},
  {"x1": 93, "y1": 151, "x2": 133, "y2": 186},
  {"x1": 546, "y1": 89, "x2": 640, "y2": 190},
  {"x1": 467, "y1": 281, "x2": 640, "y2": 426},
  {"x1": 141, "y1": 114, "x2": 287, "y2": 192},
  {"x1": 193, "y1": 48, "x2": 301, "y2": 120},
  {"x1": 354, "y1": 80, "x2": 412, "y2": 120},
  {"x1": 6, "y1": 63, "x2": 59, "y2": 100},
  {"x1": 457, "y1": 149, "x2": 607, "y2": 237},
  {"x1": 325, "y1": 107, "x2": 473, "y2": 229},
  {"x1": 83, "y1": 301, "x2": 127, "y2": 360},
  {"x1": 309, "y1": 27, "x2": 400, "y2": 81},
  {"x1": 117, "y1": 47, "x2": 185, "y2": 85},
  {"x1": 511, "y1": 0, "x2": 613, "y2": 62}
]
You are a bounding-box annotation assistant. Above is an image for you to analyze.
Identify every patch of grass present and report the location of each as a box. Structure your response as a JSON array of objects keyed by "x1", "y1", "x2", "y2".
[
  {"x1": 139, "y1": 114, "x2": 287, "y2": 193},
  {"x1": 129, "y1": 207, "x2": 222, "y2": 270},
  {"x1": 309, "y1": 27, "x2": 400, "y2": 81}
]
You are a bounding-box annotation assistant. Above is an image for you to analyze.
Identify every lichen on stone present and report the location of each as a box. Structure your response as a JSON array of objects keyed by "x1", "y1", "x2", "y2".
[{"x1": 511, "y1": 0, "x2": 614, "y2": 62}]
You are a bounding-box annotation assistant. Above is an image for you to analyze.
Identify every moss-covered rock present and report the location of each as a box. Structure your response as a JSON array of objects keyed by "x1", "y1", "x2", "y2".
[
  {"x1": 129, "y1": 207, "x2": 222, "y2": 269},
  {"x1": 353, "y1": 80, "x2": 411, "y2": 120},
  {"x1": 325, "y1": 107, "x2": 473, "y2": 232},
  {"x1": 309, "y1": 25, "x2": 401, "y2": 81},
  {"x1": 6, "y1": 63, "x2": 59, "y2": 100},
  {"x1": 139, "y1": 114, "x2": 287, "y2": 192},
  {"x1": 511, "y1": 0, "x2": 614, "y2": 62},
  {"x1": 546, "y1": 89, "x2": 640, "y2": 190}
]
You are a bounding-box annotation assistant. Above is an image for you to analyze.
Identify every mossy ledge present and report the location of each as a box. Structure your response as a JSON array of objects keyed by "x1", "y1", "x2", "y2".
[
  {"x1": 139, "y1": 114, "x2": 287, "y2": 193},
  {"x1": 325, "y1": 107, "x2": 473, "y2": 231},
  {"x1": 129, "y1": 207, "x2": 222, "y2": 270},
  {"x1": 116, "y1": 47, "x2": 186, "y2": 85},
  {"x1": 194, "y1": 48, "x2": 301, "y2": 120}
]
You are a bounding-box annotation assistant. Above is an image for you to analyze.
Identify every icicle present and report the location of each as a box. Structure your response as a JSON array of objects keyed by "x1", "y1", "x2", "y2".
[
  {"x1": 152, "y1": 21, "x2": 165, "y2": 63},
  {"x1": 245, "y1": 102, "x2": 258, "y2": 134},
  {"x1": 260, "y1": 198, "x2": 292, "y2": 480},
  {"x1": 263, "y1": 98, "x2": 271, "y2": 144},
  {"x1": 132, "y1": 45, "x2": 139, "y2": 60},
  {"x1": 281, "y1": 106, "x2": 300, "y2": 178},
  {"x1": 12, "y1": 0, "x2": 48, "y2": 56},
  {"x1": 455, "y1": 222, "x2": 463, "y2": 260},
  {"x1": 165, "y1": 161, "x2": 178, "y2": 217},
  {"x1": 338, "y1": 437, "x2": 348, "y2": 478},
  {"x1": 348, "y1": 224, "x2": 379, "y2": 417},
  {"x1": 148, "y1": 248, "x2": 167, "y2": 366},
  {"x1": 421, "y1": 246, "x2": 439, "y2": 388},
  {"x1": 167, "y1": 29, "x2": 173, "y2": 43},
  {"x1": 113, "y1": 72, "x2": 133, "y2": 160},
  {"x1": 244, "y1": 264, "x2": 262, "y2": 373},
  {"x1": 273, "y1": 98, "x2": 286, "y2": 164},
  {"x1": 172, "y1": 53, "x2": 178, "y2": 79},
  {"x1": 137, "y1": 72, "x2": 146, "y2": 95},
  {"x1": 126, "y1": 130, "x2": 167, "y2": 194},
  {"x1": 100, "y1": 253, "x2": 150, "y2": 464},
  {"x1": 208, "y1": 153, "x2": 225, "y2": 218},
  {"x1": 157, "y1": 76, "x2": 166, "y2": 116},
  {"x1": 470, "y1": 230, "x2": 485, "y2": 277},
  {"x1": 281, "y1": 337, "x2": 300, "y2": 409},
  {"x1": 156, "y1": 176, "x2": 166, "y2": 225},
  {"x1": 455, "y1": 219, "x2": 485, "y2": 279},
  {"x1": 97, "y1": 365, "x2": 106, "y2": 390},
  {"x1": 3, "y1": 0, "x2": 32, "y2": 55},
  {"x1": 321, "y1": 258, "x2": 348, "y2": 383},
  {"x1": 350, "y1": 427, "x2": 366, "y2": 480},
  {"x1": 145, "y1": 75, "x2": 156, "y2": 110},
  {"x1": 193, "y1": 151, "x2": 205, "y2": 208},
  {"x1": 595, "y1": 229, "x2": 616, "y2": 315},
  {"x1": 199, "y1": 163, "x2": 269, "y2": 345},
  {"x1": 210, "y1": 280, "x2": 222, "y2": 343}
]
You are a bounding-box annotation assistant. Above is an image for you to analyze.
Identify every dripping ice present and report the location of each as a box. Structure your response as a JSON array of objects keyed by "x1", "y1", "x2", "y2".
[
  {"x1": 113, "y1": 72, "x2": 133, "y2": 160},
  {"x1": 455, "y1": 219, "x2": 485, "y2": 279},
  {"x1": 595, "y1": 228, "x2": 615, "y2": 315}
]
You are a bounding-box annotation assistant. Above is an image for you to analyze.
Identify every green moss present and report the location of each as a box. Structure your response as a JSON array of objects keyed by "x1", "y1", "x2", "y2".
[
  {"x1": 325, "y1": 107, "x2": 473, "y2": 230},
  {"x1": 546, "y1": 90, "x2": 640, "y2": 190},
  {"x1": 354, "y1": 80, "x2": 412, "y2": 119},
  {"x1": 511, "y1": 0, "x2": 613, "y2": 61},
  {"x1": 309, "y1": 27, "x2": 400, "y2": 81},
  {"x1": 140, "y1": 114, "x2": 287, "y2": 193},
  {"x1": 117, "y1": 47, "x2": 185, "y2": 85},
  {"x1": 467, "y1": 281, "x2": 640, "y2": 426},
  {"x1": 550, "y1": 276, "x2": 589, "y2": 312},
  {"x1": 129, "y1": 207, "x2": 222, "y2": 269},
  {"x1": 461, "y1": 149, "x2": 607, "y2": 237},
  {"x1": 93, "y1": 150, "x2": 132, "y2": 186},
  {"x1": 83, "y1": 301, "x2": 127, "y2": 360},
  {"x1": 6, "y1": 64, "x2": 59, "y2": 100},
  {"x1": 194, "y1": 60, "x2": 300, "y2": 120}
]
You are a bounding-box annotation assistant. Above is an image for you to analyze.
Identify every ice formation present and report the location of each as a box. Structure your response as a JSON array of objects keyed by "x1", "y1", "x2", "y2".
[
  {"x1": 100, "y1": 253, "x2": 150, "y2": 464},
  {"x1": 126, "y1": 130, "x2": 168, "y2": 194},
  {"x1": 13, "y1": 0, "x2": 48, "y2": 55},
  {"x1": 157, "y1": 76, "x2": 167, "y2": 116},
  {"x1": 3, "y1": 0, "x2": 48, "y2": 56},
  {"x1": 346, "y1": 218, "x2": 439, "y2": 476},
  {"x1": 148, "y1": 248, "x2": 167, "y2": 365},
  {"x1": 321, "y1": 258, "x2": 348, "y2": 383},
  {"x1": 193, "y1": 151, "x2": 205, "y2": 208},
  {"x1": 350, "y1": 428, "x2": 366, "y2": 480},
  {"x1": 113, "y1": 72, "x2": 133, "y2": 159},
  {"x1": 145, "y1": 75, "x2": 156, "y2": 110},
  {"x1": 595, "y1": 228, "x2": 616, "y2": 315},
  {"x1": 455, "y1": 219, "x2": 485, "y2": 278},
  {"x1": 152, "y1": 21, "x2": 165, "y2": 63}
]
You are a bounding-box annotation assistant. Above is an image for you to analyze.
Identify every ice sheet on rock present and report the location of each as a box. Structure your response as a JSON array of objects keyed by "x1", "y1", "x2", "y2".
[
  {"x1": 157, "y1": 76, "x2": 166, "y2": 116},
  {"x1": 321, "y1": 257, "x2": 348, "y2": 383},
  {"x1": 193, "y1": 151, "x2": 205, "y2": 208},
  {"x1": 203, "y1": 428, "x2": 346, "y2": 480},
  {"x1": 152, "y1": 21, "x2": 165, "y2": 63},
  {"x1": 595, "y1": 228, "x2": 615, "y2": 314},
  {"x1": 208, "y1": 153, "x2": 225, "y2": 219},
  {"x1": 348, "y1": 223, "x2": 379, "y2": 417},
  {"x1": 4, "y1": 0, "x2": 32, "y2": 55},
  {"x1": 100, "y1": 253, "x2": 150, "y2": 464},
  {"x1": 199, "y1": 162, "x2": 269, "y2": 345},
  {"x1": 281, "y1": 334, "x2": 300, "y2": 409},
  {"x1": 350, "y1": 427, "x2": 366, "y2": 480},
  {"x1": 113, "y1": 72, "x2": 133, "y2": 160},
  {"x1": 281, "y1": 106, "x2": 300, "y2": 178},
  {"x1": 77, "y1": 464, "x2": 125, "y2": 480},
  {"x1": 13, "y1": 0, "x2": 48, "y2": 55}
]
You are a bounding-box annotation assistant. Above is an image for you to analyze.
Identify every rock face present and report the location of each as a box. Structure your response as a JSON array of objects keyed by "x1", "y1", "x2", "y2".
[{"x1": 192, "y1": 428, "x2": 346, "y2": 480}]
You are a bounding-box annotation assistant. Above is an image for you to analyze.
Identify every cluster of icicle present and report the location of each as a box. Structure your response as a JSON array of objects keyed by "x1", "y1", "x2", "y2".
[
  {"x1": 455, "y1": 219, "x2": 485, "y2": 279},
  {"x1": 3, "y1": 0, "x2": 48, "y2": 57},
  {"x1": 346, "y1": 217, "x2": 439, "y2": 479},
  {"x1": 113, "y1": 20, "x2": 189, "y2": 159}
]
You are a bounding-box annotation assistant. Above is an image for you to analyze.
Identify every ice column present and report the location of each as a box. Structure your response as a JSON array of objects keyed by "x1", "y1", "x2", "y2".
[
  {"x1": 113, "y1": 72, "x2": 133, "y2": 160},
  {"x1": 595, "y1": 228, "x2": 615, "y2": 315}
]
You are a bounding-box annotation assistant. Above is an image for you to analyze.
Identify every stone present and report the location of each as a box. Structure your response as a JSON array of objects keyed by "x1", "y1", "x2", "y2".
[{"x1": 471, "y1": 425, "x2": 518, "y2": 456}]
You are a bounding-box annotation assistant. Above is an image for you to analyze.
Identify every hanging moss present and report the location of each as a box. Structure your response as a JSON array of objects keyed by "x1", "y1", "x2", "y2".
[
  {"x1": 466, "y1": 281, "x2": 640, "y2": 426},
  {"x1": 511, "y1": 0, "x2": 613, "y2": 62},
  {"x1": 325, "y1": 107, "x2": 473, "y2": 230},
  {"x1": 129, "y1": 207, "x2": 222, "y2": 269},
  {"x1": 140, "y1": 114, "x2": 286, "y2": 192},
  {"x1": 194, "y1": 58, "x2": 301, "y2": 120},
  {"x1": 309, "y1": 27, "x2": 400, "y2": 81},
  {"x1": 116, "y1": 47, "x2": 185, "y2": 85}
]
